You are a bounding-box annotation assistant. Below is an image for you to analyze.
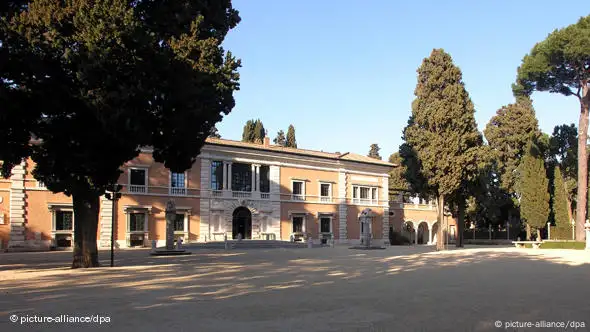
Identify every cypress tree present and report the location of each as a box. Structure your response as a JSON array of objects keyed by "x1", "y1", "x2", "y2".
[
  {"x1": 286, "y1": 125, "x2": 297, "y2": 148},
  {"x1": 253, "y1": 119, "x2": 265, "y2": 143},
  {"x1": 518, "y1": 143, "x2": 550, "y2": 240},
  {"x1": 368, "y1": 144, "x2": 382, "y2": 160},
  {"x1": 402, "y1": 49, "x2": 486, "y2": 250},
  {"x1": 274, "y1": 130, "x2": 286, "y2": 146},
  {"x1": 242, "y1": 120, "x2": 254, "y2": 142},
  {"x1": 552, "y1": 166, "x2": 570, "y2": 239}
]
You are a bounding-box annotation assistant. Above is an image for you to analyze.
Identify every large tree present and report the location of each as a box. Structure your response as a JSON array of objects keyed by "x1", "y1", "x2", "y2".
[
  {"x1": 209, "y1": 126, "x2": 221, "y2": 139},
  {"x1": 0, "y1": 0, "x2": 241, "y2": 267},
  {"x1": 273, "y1": 130, "x2": 286, "y2": 146},
  {"x1": 518, "y1": 143, "x2": 550, "y2": 240},
  {"x1": 514, "y1": 15, "x2": 590, "y2": 241},
  {"x1": 549, "y1": 124, "x2": 577, "y2": 217},
  {"x1": 286, "y1": 124, "x2": 297, "y2": 148},
  {"x1": 484, "y1": 98, "x2": 541, "y2": 196},
  {"x1": 388, "y1": 152, "x2": 410, "y2": 201},
  {"x1": 368, "y1": 144, "x2": 382, "y2": 160},
  {"x1": 402, "y1": 49, "x2": 486, "y2": 250},
  {"x1": 552, "y1": 166, "x2": 570, "y2": 236}
]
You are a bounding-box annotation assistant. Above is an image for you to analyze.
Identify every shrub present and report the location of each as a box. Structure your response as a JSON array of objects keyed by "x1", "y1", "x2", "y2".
[{"x1": 389, "y1": 227, "x2": 411, "y2": 245}]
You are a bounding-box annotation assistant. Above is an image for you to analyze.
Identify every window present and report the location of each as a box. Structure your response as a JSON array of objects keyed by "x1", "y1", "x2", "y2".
[
  {"x1": 211, "y1": 161, "x2": 223, "y2": 191},
  {"x1": 129, "y1": 213, "x2": 146, "y2": 232},
  {"x1": 320, "y1": 183, "x2": 331, "y2": 202},
  {"x1": 292, "y1": 181, "x2": 305, "y2": 200},
  {"x1": 320, "y1": 216, "x2": 331, "y2": 233},
  {"x1": 37, "y1": 181, "x2": 46, "y2": 189},
  {"x1": 292, "y1": 216, "x2": 304, "y2": 233},
  {"x1": 173, "y1": 213, "x2": 185, "y2": 232},
  {"x1": 55, "y1": 211, "x2": 73, "y2": 231},
  {"x1": 170, "y1": 172, "x2": 186, "y2": 195},
  {"x1": 259, "y1": 166, "x2": 270, "y2": 193},
  {"x1": 129, "y1": 168, "x2": 147, "y2": 193},
  {"x1": 231, "y1": 163, "x2": 252, "y2": 192},
  {"x1": 353, "y1": 186, "x2": 379, "y2": 205}
]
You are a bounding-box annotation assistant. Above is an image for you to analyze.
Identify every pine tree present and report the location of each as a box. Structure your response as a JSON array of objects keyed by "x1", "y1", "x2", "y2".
[
  {"x1": 552, "y1": 166, "x2": 570, "y2": 238},
  {"x1": 274, "y1": 130, "x2": 286, "y2": 146},
  {"x1": 402, "y1": 49, "x2": 487, "y2": 250},
  {"x1": 368, "y1": 144, "x2": 382, "y2": 160},
  {"x1": 286, "y1": 125, "x2": 297, "y2": 148},
  {"x1": 518, "y1": 143, "x2": 550, "y2": 240},
  {"x1": 514, "y1": 15, "x2": 590, "y2": 241}
]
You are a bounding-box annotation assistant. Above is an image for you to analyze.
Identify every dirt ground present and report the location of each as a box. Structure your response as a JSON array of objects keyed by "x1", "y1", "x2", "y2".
[{"x1": 1, "y1": 245, "x2": 589, "y2": 332}]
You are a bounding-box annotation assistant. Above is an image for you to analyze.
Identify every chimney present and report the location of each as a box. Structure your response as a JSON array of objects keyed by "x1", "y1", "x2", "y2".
[{"x1": 263, "y1": 136, "x2": 270, "y2": 147}]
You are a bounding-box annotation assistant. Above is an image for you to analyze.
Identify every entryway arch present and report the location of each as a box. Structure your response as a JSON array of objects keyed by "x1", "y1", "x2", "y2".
[{"x1": 232, "y1": 207, "x2": 252, "y2": 239}]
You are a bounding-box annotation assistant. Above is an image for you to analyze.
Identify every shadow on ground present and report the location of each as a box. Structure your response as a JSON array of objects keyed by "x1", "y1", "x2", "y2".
[{"x1": 0, "y1": 246, "x2": 589, "y2": 332}]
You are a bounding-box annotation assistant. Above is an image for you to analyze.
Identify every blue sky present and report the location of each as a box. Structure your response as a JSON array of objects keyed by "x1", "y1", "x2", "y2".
[{"x1": 219, "y1": 0, "x2": 586, "y2": 159}]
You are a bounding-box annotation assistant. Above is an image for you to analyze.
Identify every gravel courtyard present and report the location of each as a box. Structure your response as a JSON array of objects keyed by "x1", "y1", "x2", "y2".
[{"x1": 1, "y1": 246, "x2": 589, "y2": 332}]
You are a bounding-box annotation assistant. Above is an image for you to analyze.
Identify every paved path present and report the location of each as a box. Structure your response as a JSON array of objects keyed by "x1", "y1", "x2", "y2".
[{"x1": 0, "y1": 246, "x2": 589, "y2": 332}]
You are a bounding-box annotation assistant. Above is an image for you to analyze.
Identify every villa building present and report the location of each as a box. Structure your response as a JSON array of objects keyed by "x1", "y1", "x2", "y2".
[{"x1": 0, "y1": 137, "x2": 455, "y2": 250}]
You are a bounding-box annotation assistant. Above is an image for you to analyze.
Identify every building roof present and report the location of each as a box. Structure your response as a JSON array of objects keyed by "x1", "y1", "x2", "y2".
[{"x1": 204, "y1": 138, "x2": 394, "y2": 167}]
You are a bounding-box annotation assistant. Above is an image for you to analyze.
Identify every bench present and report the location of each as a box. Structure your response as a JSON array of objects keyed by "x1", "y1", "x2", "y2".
[{"x1": 512, "y1": 241, "x2": 542, "y2": 249}]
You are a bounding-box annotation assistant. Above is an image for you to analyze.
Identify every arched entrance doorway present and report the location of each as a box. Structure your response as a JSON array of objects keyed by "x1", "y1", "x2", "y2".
[{"x1": 232, "y1": 207, "x2": 252, "y2": 239}]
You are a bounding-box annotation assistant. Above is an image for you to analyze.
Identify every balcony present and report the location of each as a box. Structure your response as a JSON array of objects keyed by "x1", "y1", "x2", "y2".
[
  {"x1": 232, "y1": 191, "x2": 252, "y2": 198},
  {"x1": 353, "y1": 198, "x2": 378, "y2": 205},
  {"x1": 129, "y1": 185, "x2": 147, "y2": 193},
  {"x1": 292, "y1": 194, "x2": 305, "y2": 201},
  {"x1": 260, "y1": 193, "x2": 270, "y2": 199},
  {"x1": 320, "y1": 196, "x2": 333, "y2": 203},
  {"x1": 212, "y1": 190, "x2": 223, "y2": 198},
  {"x1": 169, "y1": 187, "x2": 187, "y2": 196}
]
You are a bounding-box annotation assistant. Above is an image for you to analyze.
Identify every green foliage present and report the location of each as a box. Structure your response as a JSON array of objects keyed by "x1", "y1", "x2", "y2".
[
  {"x1": 549, "y1": 124, "x2": 577, "y2": 208},
  {"x1": 402, "y1": 49, "x2": 487, "y2": 198},
  {"x1": 242, "y1": 119, "x2": 265, "y2": 143},
  {"x1": 513, "y1": 16, "x2": 590, "y2": 98},
  {"x1": 368, "y1": 144, "x2": 381, "y2": 160},
  {"x1": 273, "y1": 130, "x2": 286, "y2": 146},
  {"x1": 388, "y1": 152, "x2": 411, "y2": 201},
  {"x1": 465, "y1": 164, "x2": 515, "y2": 228},
  {"x1": 552, "y1": 167, "x2": 570, "y2": 229},
  {"x1": 549, "y1": 225, "x2": 574, "y2": 240},
  {"x1": 209, "y1": 126, "x2": 221, "y2": 139},
  {"x1": 0, "y1": 0, "x2": 241, "y2": 266},
  {"x1": 388, "y1": 227, "x2": 411, "y2": 245},
  {"x1": 518, "y1": 143, "x2": 550, "y2": 230},
  {"x1": 484, "y1": 98, "x2": 541, "y2": 196},
  {"x1": 286, "y1": 124, "x2": 297, "y2": 148},
  {"x1": 526, "y1": 241, "x2": 584, "y2": 249}
]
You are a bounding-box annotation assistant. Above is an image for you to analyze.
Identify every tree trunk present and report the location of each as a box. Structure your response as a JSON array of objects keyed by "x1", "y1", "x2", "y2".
[
  {"x1": 526, "y1": 223, "x2": 531, "y2": 241},
  {"x1": 575, "y1": 89, "x2": 589, "y2": 241},
  {"x1": 71, "y1": 192, "x2": 100, "y2": 268},
  {"x1": 537, "y1": 228, "x2": 542, "y2": 242},
  {"x1": 436, "y1": 195, "x2": 446, "y2": 251},
  {"x1": 456, "y1": 196, "x2": 465, "y2": 247}
]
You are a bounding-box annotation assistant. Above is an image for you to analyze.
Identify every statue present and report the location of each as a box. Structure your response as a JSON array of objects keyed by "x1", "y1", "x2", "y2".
[
  {"x1": 165, "y1": 199, "x2": 176, "y2": 250},
  {"x1": 360, "y1": 208, "x2": 373, "y2": 248}
]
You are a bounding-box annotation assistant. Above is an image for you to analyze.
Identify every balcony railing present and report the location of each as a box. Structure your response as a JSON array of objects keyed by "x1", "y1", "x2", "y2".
[
  {"x1": 352, "y1": 198, "x2": 378, "y2": 205},
  {"x1": 212, "y1": 190, "x2": 223, "y2": 197},
  {"x1": 232, "y1": 191, "x2": 252, "y2": 198},
  {"x1": 260, "y1": 193, "x2": 270, "y2": 199},
  {"x1": 170, "y1": 187, "x2": 187, "y2": 196},
  {"x1": 320, "y1": 196, "x2": 333, "y2": 203},
  {"x1": 292, "y1": 194, "x2": 305, "y2": 201},
  {"x1": 129, "y1": 185, "x2": 147, "y2": 193}
]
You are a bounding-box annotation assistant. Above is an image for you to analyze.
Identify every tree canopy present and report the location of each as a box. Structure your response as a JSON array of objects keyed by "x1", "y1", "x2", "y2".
[
  {"x1": 552, "y1": 166, "x2": 570, "y2": 230},
  {"x1": 273, "y1": 130, "x2": 286, "y2": 146},
  {"x1": 402, "y1": 49, "x2": 487, "y2": 249},
  {"x1": 286, "y1": 124, "x2": 297, "y2": 148},
  {"x1": 242, "y1": 119, "x2": 265, "y2": 143},
  {"x1": 484, "y1": 98, "x2": 541, "y2": 197},
  {"x1": 0, "y1": 0, "x2": 241, "y2": 267},
  {"x1": 368, "y1": 144, "x2": 382, "y2": 160},
  {"x1": 518, "y1": 143, "x2": 550, "y2": 239},
  {"x1": 514, "y1": 15, "x2": 590, "y2": 241}
]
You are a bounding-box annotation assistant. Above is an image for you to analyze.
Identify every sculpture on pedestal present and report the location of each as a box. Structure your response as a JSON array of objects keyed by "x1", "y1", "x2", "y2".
[{"x1": 165, "y1": 199, "x2": 176, "y2": 250}]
